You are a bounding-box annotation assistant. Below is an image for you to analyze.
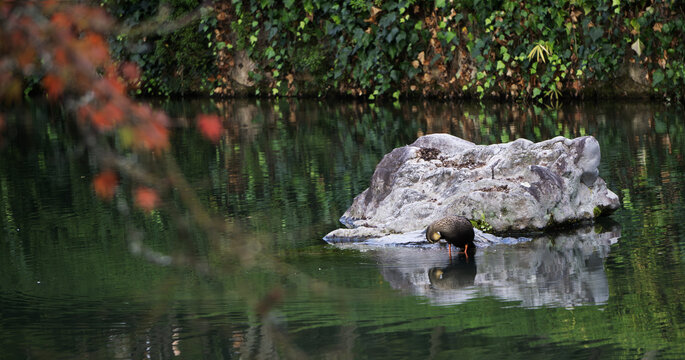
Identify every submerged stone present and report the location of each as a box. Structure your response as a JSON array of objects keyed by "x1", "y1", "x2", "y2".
[{"x1": 325, "y1": 134, "x2": 620, "y2": 241}]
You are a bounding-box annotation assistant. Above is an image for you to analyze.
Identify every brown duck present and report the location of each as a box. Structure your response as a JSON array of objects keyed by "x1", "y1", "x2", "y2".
[{"x1": 425, "y1": 216, "x2": 475, "y2": 256}]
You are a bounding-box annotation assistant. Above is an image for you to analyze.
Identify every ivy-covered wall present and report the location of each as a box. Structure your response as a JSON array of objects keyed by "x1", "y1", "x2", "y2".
[
  {"x1": 103, "y1": 0, "x2": 684, "y2": 102},
  {"x1": 213, "y1": 0, "x2": 684, "y2": 102}
]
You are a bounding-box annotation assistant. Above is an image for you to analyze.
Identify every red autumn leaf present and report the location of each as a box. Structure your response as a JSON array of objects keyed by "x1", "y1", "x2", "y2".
[
  {"x1": 197, "y1": 114, "x2": 222, "y2": 143},
  {"x1": 132, "y1": 103, "x2": 153, "y2": 119},
  {"x1": 134, "y1": 187, "x2": 159, "y2": 212},
  {"x1": 53, "y1": 47, "x2": 68, "y2": 66},
  {"x1": 102, "y1": 102, "x2": 124, "y2": 126},
  {"x1": 121, "y1": 62, "x2": 140, "y2": 85},
  {"x1": 90, "y1": 102, "x2": 124, "y2": 131},
  {"x1": 80, "y1": 32, "x2": 108, "y2": 66},
  {"x1": 17, "y1": 48, "x2": 36, "y2": 68},
  {"x1": 134, "y1": 121, "x2": 170, "y2": 151},
  {"x1": 93, "y1": 76, "x2": 124, "y2": 99},
  {"x1": 90, "y1": 110, "x2": 110, "y2": 130},
  {"x1": 50, "y1": 12, "x2": 72, "y2": 31},
  {"x1": 127, "y1": 105, "x2": 169, "y2": 151},
  {"x1": 107, "y1": 76, "x2": 126, "y2": 95},
  {"x1": 42, "y1": 74, "x2": 64, "y2": 99},
  {"x1": 93, "y1": 170, "x2": 118, "y2": 200},
  {"x1": 152, "y1": 109, "x2": 170, "y2": 127}
]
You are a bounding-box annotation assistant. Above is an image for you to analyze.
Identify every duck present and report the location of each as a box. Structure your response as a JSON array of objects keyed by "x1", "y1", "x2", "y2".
[{"x1": 425, "y1": 215, "x2": 475, "y2": 256}]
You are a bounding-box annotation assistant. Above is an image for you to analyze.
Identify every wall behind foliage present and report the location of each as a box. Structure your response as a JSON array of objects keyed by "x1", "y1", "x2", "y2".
[{"x1": 105, "y1": 0, "x2": 684, "y2": 102}]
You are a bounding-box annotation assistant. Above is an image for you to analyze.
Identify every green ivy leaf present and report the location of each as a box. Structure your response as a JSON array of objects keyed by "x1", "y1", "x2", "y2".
[
  {"x1": 445, "y1": 31, "x2": 456, "y2": 44},
  {"x1": 265, "y1": 47, "x2": 276, "y2": 59},
  {"x1": 630, "y1": 18, "x2": 639, "y2": 32},
  {"x1": 589, "y1": 27, "x2": 603, "y2": 42},
  {"x1": 395, "y1": 31, "x2": 406, "y2": 44},
  {"x1": 532, "y1": 88, "x2": 541, "y2": 98},
  {"x1": 652, "y1": 69, "x2": 665, "y2": 86},
  {"x1": 379, "y1": 13, "x2": 397, "y2": 29}
]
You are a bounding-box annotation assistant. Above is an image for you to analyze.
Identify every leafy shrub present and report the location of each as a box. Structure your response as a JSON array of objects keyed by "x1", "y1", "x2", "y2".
[{"x1": 102, "y1": 0, "x2": 217, "y2": 96}]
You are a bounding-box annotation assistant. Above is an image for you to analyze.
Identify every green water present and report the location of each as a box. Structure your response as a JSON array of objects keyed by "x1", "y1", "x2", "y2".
[{"x1": 0, "y1": 100, "x2": 684, "y2": 359}]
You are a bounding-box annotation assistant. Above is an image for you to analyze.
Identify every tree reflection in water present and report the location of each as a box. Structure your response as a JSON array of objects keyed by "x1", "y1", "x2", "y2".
[{"x1": 2, "y1": 98, "x2": 684, "y2": 358}]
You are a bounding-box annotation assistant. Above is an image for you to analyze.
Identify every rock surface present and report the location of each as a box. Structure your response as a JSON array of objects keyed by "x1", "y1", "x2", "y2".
[{"x1": 325, "y1": 134, "x2": 620, "y2": 240}]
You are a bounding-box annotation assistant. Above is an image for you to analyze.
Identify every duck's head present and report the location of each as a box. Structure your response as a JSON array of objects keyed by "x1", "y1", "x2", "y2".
[{"x1": 426, "y1": 230, "x2": 442, "y2": 243}]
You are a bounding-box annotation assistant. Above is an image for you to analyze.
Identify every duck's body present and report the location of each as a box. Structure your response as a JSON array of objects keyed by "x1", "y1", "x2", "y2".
[{"x1": 426, "y1": 216, "x2": 475, "y2": 255}]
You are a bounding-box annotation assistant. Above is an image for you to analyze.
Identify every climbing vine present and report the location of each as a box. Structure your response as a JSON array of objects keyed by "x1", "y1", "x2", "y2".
[{"x1": 101, "y1": 0, "x2": 684, "y2": 102}]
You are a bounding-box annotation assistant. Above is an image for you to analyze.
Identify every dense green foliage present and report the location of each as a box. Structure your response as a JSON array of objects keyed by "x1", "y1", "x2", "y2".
[
  {"x1": 214, "y1": 0, "x2": 684, "y2": 101},
  {"x1": 97, "y1": 0, "x2": 684, "y2": 101},
  {"x1": 101, "y1": 0, "x2": 218, "y2": 96},
  {"x1": 89, "y1": 0, "x2": 664, "y2": 100}
]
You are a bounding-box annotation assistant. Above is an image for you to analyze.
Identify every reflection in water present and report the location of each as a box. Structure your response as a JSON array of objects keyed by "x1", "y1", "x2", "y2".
[
  {"x1": 373, "y1": 222, "x2": 620, "y2": 308},
  {"x1": 428, "y1": 255, "x2": 477, "y2": 289},
  {"x1": 1, "y1": 99, "x2": 684, "y2": 358}
]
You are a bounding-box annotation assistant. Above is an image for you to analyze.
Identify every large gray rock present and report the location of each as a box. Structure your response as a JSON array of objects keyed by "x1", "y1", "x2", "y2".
[{"x1": 326, "y1": 134, "x2": 620, "y2": 240}]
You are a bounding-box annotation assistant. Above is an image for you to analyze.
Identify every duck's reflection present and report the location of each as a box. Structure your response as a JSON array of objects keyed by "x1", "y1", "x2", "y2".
[
  {"x1": 428, "y1": 255, "x2": 477, "y2": 289},
  {"x1": 371, "y1": 221, "x2": 620, "y2": 308}
]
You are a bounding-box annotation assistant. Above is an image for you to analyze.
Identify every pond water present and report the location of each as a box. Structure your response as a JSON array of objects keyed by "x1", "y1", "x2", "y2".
[{"x1": 1, "y1": 99, "x2": 684, "y2": 359}]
